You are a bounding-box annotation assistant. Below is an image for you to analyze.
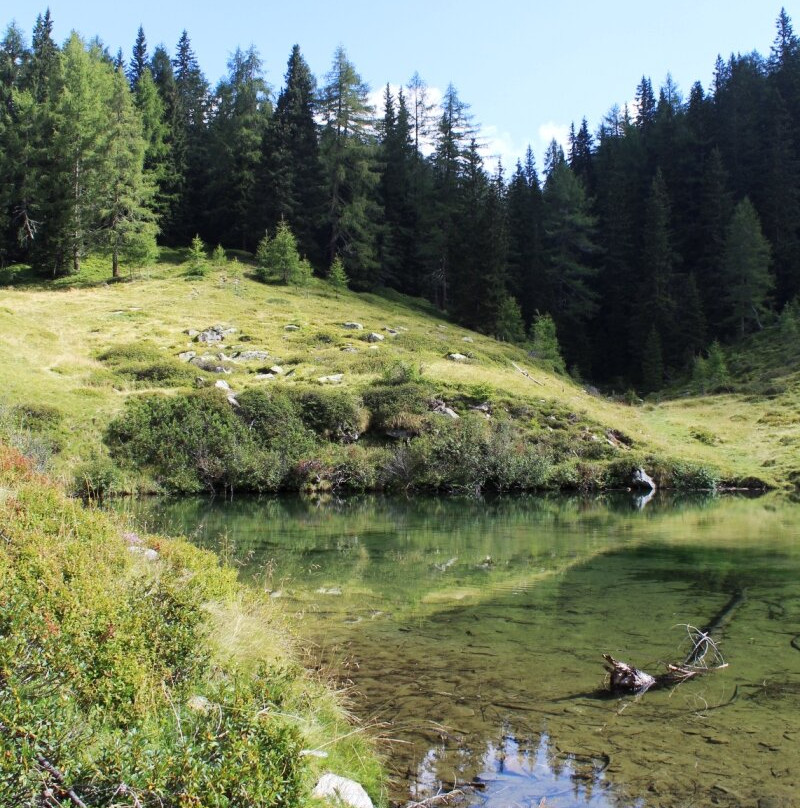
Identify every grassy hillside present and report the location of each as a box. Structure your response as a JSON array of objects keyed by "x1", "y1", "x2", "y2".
[{"x1": 0, "y1": 252, "x2": 797, "y2": 492}]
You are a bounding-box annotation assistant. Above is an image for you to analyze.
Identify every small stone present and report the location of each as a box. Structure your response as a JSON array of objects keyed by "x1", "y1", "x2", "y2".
[
  {"x1": 215, "y1": 380, "x2": 231, "y2": 391},
  {"x1": 269, "y1": 365, "x2": 283, "y2": 375},
  {"x1": 341, "y1": 347, "x2": 358, "y2": 353},
  {"x1": 184, "y1": 328, "x2": 199, "y2": 337},
  {"x1": 196, "y1": 329, "x2": 223, "y2": 343},
  {"x1": 447, "y1": 353, "x2": 468, "y2": 362},
  {"x1": 383, "y1": 327, "x2": 399, "y2": 336},
  {"x1": 462, "y1": 336, "x2": 474, "y2": 343},
  {"x1": 227, "y1": 395, "x2": 239, "y2": 407},
  {"x1": 318, "y1": 373, "x2": 343, "y2": 383},
  {"x1": 178, "y1": 350, "x2": 196, "y2": 362},
  {"x1": 284, "y1": 324, "x2": 300, "y2": 331},
  {"x1": 343, "y1": 321, "x2": 363, "y2": 330},
  {"x1": 367, "y1": 332, "x2": 384, "y2": 342},
  {"x1": 316, "y1": 587, "x2": 343, "y2": 595},
  {"x1": 300, "y1": 749, "x2": 329, "y2": 759}
]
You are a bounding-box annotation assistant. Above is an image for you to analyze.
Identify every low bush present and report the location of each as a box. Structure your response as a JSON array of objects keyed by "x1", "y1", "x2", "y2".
[
  {"x1": 107, "y1": 389, "x2": 269, "y2": 493},
  {"x1": 0, "y1": 444, "x2": 377, "y2": 807},
  {"x1": 289, "y1": 387, "x2": 366, "y2": 442}
]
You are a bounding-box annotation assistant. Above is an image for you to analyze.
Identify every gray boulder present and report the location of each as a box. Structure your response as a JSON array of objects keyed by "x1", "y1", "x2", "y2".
[
  {"x1": 318, "y1": 373, "x2": 344, "y2": 384},
  {"x1": 632, "y1": 467, "x2": 656, "y2": 491},
  {"x1": 236, "y1": 350, "x2": 270, "y2": 361},
  {"x1": 343, "y1": 322, "x2": 363, "y2": 330},
  {"x1": 366, "y1": 332, "x2": 384, "y2": 342},
  {"x1": 284, "y1": 324, "x2": 300, "y2": 331},
  {"x1": 178, "y1": 350, "x2": 196, "y2": 362},
  {"x1": 447, "y1": 353, "x2": 468, "y2": 362}
]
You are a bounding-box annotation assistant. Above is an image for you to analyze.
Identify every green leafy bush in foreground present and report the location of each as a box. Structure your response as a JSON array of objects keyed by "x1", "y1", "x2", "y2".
[{"x1": 0, "y1": 444, "x2": 382, "y2": 807}]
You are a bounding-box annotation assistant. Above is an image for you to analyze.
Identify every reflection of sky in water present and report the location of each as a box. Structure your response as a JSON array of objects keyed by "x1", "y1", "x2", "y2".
[{"x1": 414, "y1": 732, "x2": 632, "y2": 808}]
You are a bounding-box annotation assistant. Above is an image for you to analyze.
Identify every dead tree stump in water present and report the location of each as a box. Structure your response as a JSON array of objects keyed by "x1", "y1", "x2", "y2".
[{"x1": 603, "y1": 589, "x2": 745, "y2": 695}]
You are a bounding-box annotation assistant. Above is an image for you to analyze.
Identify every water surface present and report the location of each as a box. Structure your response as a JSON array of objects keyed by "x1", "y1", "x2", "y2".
[{"x1": 117, "y1": 494, "x2": 800, "y2": 808}]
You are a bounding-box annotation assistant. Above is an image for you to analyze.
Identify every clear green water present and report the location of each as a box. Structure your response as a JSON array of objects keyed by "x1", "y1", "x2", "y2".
[{"x1": 115, "y1": 494, "x2": 800, "y2": 808}]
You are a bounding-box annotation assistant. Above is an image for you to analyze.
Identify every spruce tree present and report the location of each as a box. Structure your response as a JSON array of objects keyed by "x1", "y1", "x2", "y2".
[
  {"x1": 206, "y1": 46, "x2": 270, "y2": 250},
  {"x1": 319, "y1": 46, "x2": 380, "y2": 289},
  {"x1": 261, "y1": 45, "x2": 326, "y2": 265},
  {"x1": 506, "y1": 147, "x2": 545, "y2": 326},
  {"x1": 99, "y1": 65, "x2": 158, "y2": 277},
  {"x1": 127, "y1": 26, "x2": 148, "y2": 90},
  {"x1": 722, "y1": 197, "x2": 773, "y2": 336},
  {"x1": 541, "y1": 161, "x2": 599, "y2": 368}
]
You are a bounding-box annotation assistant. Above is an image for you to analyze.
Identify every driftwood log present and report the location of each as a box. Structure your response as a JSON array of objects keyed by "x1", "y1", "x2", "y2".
[{"x1": 603, "y1": 589, "x2": 745, "y2": 694}]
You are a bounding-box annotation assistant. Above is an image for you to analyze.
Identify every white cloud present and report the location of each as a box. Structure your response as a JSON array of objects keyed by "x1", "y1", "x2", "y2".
[
  {"x1": 477, "y1": 125, "x2": 526, "y2": 172},
  {"x1": 537, "y1": 121, "x2": 570, "y2": 153}
]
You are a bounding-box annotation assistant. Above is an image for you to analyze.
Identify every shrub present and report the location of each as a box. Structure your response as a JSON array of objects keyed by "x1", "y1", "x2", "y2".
[
  {"x1": 289, "y1": 387, "x2": 365, "y2": 442},
  {"x1": 106, "y1": 389, "x2": 266, "y2": 493},
  {"x1": 362, "y1": 382, "x2": 432, "y2": 432}
]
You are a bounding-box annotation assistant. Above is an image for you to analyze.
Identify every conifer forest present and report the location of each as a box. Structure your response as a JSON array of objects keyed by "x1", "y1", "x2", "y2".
[{"x1": 2, "y1": 8, "x2": 799, "y2": 390}]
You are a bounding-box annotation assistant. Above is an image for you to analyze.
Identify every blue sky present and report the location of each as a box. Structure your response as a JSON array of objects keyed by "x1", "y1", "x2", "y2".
[{"x1": 6, "y1": 1, "x2": 796, "y2": 169}]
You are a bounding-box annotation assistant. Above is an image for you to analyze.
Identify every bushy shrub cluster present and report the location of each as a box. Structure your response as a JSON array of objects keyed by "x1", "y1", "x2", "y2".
[{"x1": 0, "y1": 444, "x2": 345, "y2": 807}]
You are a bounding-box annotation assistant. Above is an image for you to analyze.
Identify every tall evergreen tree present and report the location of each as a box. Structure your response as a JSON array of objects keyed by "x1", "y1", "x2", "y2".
[
  {"x1": 170, "y1": 30, "x2": 209, "y2": 243},
  {"x1": 506, "y1": 146, "x2": 544, "y2": 325},
  {"x1": 541, "y1": 161, "x2": 599, "y2": 368},
  {"x1": 206, "y1": 46, "x2": 270, "y2": 249},
  {"x1": 633, "y1": 169, "x2": 679, "y2": 376},
  {"x1": 378, "y1": 84, "x2": 418, "y2": 290},
  {"x1": 261, "y1": 44, "x2": 326, "y2": 264},
  {"x1": 127, "y1": 25, "x2": 147, "y2": 90},
  {"x1": 319, "y1": 46, "x2": 380, "y2": 289},
  {"x1": 722, "y1": 197, "x2": 773, "y2": 336},
  {"x1": 99, "y1": 65, "x2": 158, "y2": 277}
]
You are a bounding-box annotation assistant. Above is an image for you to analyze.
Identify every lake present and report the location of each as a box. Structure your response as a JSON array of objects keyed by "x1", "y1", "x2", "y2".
[{"x1": 115, "y1": 493, "x2": 800, "y2": 808}]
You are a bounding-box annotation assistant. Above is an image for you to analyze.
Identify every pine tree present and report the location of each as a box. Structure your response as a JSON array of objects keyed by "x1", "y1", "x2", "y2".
[
  {"x1": 134, "y1": 67, "x2": 172, "y2": 222},
  {"x1": 328, "y1": 254, "x2": 348, "y2": 291},
  {"x1": 99, "y1": 65, "x2": 158, "y2": 277},
  {"x1": 256, "y1": 219, "x2": 307, "y2": 284},
  {"x1": 206, "y1": 46, "x2": 270, "y2": 249},
  {"x1": 722, "y1": 197, "x2": 773, "y2": 336},
  {"x1": 541, "y1": 161, "x2": 599, "y2": 368},
  {"x1": 319, "y1": 46, "x2": 380, "y2": 289},
  {"x1": 170, "y1": 30, "x2": 209, "y2": 243},
  {"x1": 428, "y1": 83, "x2": 475, "y2": 308},
  {"x1": 568, "y1": 118, "x2": 595, "y2": 192},
  {"x1": 378, "y1": 84, "x2": 418, "y2": 290},
  {"x1": 506, "y1": 146, "x2": 545, "y2": 326},
  {"x1": 0, "y1": 22, "x2": 32, "y2": 262},
  {"x1": 261, "y1": 45, "x2": 326, "y2": 265},
  {"x1": 529, "y1": 313, "x2": 566, "y2": 373},
  {"x1": 127, "y1": 25, "x2": 147, "y2": 91},
  {"x1": 40, "y1": 34, "x2": 112, "y2": 274},
  {"x1": 634, "y1": 169, "x2": 679, "y2": 370}
]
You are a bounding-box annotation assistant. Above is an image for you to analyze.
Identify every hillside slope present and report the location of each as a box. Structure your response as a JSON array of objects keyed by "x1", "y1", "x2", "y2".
[{"x1": 0, "y1": 256, "x2": 796, "y2": 492}]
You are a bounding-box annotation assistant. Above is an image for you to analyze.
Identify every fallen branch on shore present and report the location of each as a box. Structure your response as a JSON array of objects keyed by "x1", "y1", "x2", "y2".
[{"x1": 603, "y1": 589, "x2": 745, "y2": 695}]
